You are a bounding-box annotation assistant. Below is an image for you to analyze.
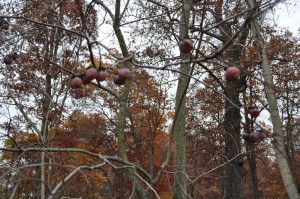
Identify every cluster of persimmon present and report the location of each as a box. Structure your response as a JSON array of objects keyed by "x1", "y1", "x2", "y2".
[
  {"x1": 224, "y1": 68, "x2": 265, "y2": 143},
  {"x1": 224, "y1": 67, "x2": 265, "y2": 143},
  {"x1": 242, "y1": 130, "x2": 266, "y2": 143},
  {"x1": 3, "y1": 52, "x2": 18, "y2": 65},
  {"x1": 70, "y1": 67, "x2": 131, "y2": 89},
  {"x1": 222, "y1": 64, "x2": 264, "y2": 142},
  {"x1": 195, "y1": 47, "x2": 265, "y2": 143},
  {"x1": 242, "y1": 106, "x2": 266, "y2": 143}
]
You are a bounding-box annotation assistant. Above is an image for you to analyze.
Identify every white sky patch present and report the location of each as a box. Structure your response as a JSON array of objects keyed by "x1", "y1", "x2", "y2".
[{"x1": 276, "y1": 0, "x2": 300, "y2": 34}]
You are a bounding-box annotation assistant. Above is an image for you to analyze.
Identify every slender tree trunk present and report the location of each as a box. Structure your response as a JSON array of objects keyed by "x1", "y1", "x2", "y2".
[
  {"x1": 247, "y1": 0, "x2": 300, "y2": 198},
  {"x1": 246, "y1": 144, "x2": 260, "y2": 199},
  {"x1": 149, "y1": 133, "x2": 155, "y2": 199},
  {"x1": 40, "y1": 73, "x2": 52, "y2": 199},
  {"x1": 113, "y1": 0, "x2": 147, "y2": 197},
  {"x1": 41, "y1": 151, "x2": 46, "y2": 199},
  {"x1": 173, "y1": 1, "x2": 192, "y2": 198},
  {"x1": 243, "y1": 89, "x2": 260, "y2": 199},
  {"x1": 245, "y1": 141, "x2": 260, "y2": 199},
  {"x1": 285, "y1": 92, "x2": 300, "y2": 191}
]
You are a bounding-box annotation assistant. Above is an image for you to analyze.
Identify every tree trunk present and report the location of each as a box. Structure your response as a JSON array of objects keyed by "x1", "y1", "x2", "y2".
[
  {"x1": 222, "y1": 30, "x2": 247, "y2": 199},
  {"x1": 173, "y1": 1, "x2": 192, "y2": 198},
  {"x1": 223, "y1": 81, "x2": 244, "y2": 199},
  {"x1": 243, "y1": 89, "x2": 260, "y2": 199},
  {"x1": 247, "y1": 0, "x2": 300, "y2": 198},
  {"x1": 41, "y1": 151, "x2": 46, "y2": 199},
  {"x1": 212, "y1": 1, "x2": 248, "y2": 197},
  {"x1": 246, "y1": 143, "x2": 260, "y2": 199},
  {"x1": 149, "y1": 133, "x2": 155, "y2": 199},
  {"x1": 113, "y1": 0, "x2": 147, "y2": 197},
  {"x1": 285, "y1": 91, "x2": 300, "y2": 191},
  {"x1": 40, "y1": 73, "x2": 52, "y2": 199}
]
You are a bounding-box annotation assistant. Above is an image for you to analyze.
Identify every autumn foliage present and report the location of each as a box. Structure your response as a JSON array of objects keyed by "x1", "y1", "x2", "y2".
[{"x1": 0, "y1": 0, "x2": 299, "y2": 198}]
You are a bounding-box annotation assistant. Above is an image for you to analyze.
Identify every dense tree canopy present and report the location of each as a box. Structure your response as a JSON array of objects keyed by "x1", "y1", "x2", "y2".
[{"x1": 0, "y1": 0, "x2": 299, "y2": 198}]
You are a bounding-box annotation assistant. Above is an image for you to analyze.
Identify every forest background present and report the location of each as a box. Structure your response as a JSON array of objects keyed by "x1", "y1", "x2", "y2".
[{"x1": 0, "y1": 0, "x2": 299, "y2": 199}]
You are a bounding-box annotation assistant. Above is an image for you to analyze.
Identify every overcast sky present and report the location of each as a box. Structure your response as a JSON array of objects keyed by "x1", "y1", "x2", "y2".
[{"x1": 276, "y1": 0, "x2": 300, "y2": 34}]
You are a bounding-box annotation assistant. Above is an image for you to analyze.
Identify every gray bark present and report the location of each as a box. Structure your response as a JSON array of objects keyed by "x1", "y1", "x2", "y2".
[
  {"x1": 113, "y1": 0, "x2": 147, "y2": 197},
  {"x1": 41, "y1": 73, "x2": 52, "y2": 199},
  {"x1": 173, "y1": 0, "x2": 192, "y2": 198}
]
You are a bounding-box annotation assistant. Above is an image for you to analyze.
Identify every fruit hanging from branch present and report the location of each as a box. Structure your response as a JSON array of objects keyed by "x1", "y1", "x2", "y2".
[
  {"x1": 118, "y1": 68, "x2": 131, "y2": 81},
  {"x1": 69, "y1": 65, "x2": 132, "y2": 92},
  {"x1": 3, "y1": 55, "x2": 13, "y2": 65},
  {"x1": 9, "y1": 52, "x2": 18, "y2": 60},
  {"x1": 81, "y1": 74, "x2": 91, "y2": 84},
  {"x1": 111, "y1": 67, "x2": 131, "y2": 85},
  {"x1": 242, "y1": 133, "x2": 249, "y2": 141},
  {"x1": 85, "y1": 67, "x2": 98, "y2": 81},
  {"x1": 1, "y1": 20, "x2": 9, "y2": 30},
  {"x1": 70, "y1": 77, "x2": 83, "y2": 89},
  {"x1": 247, "y1": 106, "x2": 260, "y2": 118},
  {"x1": 257, "y1": 130, "x2": 266, "y2": 140},
  {"x1": 113, "y1": 74, "x2": 126, "y2": 85},
  {"x1": 97, "y1": 70, "x2": 107, "y2": 81},
  {"x1": 225, "y1": 66, "x2": 240, "y2": 80},
  {"x1": 243, "y1": 130, "x2": 267, "y2": 143},
  {"x1": 179, "y1": 38, "x2": 193, "y2": 54},
  {"x1": 249, "y1": 131, "x2": 260, "y2": 143}
]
